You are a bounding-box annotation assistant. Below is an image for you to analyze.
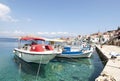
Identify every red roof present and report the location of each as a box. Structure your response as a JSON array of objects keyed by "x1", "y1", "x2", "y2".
[{"x1": 20, "y1": 36, "x2": 45, "y2": 41}]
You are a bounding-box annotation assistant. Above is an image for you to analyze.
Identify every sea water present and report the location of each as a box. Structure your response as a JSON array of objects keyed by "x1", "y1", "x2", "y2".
[{"x1": 0, "y1": 38, "x2": 104, "y2": 81}]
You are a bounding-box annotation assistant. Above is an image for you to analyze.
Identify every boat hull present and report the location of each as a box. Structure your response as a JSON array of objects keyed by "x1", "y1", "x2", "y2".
[
  {"x1": 56, "y1": 52, "x2": 92, "y2": 58},
  {"x1": 57, "y1": 45, "x2": 94, "y2": 58},
  {"x1": 13, "y1": 48, "x2": 60, "y2": 64}
]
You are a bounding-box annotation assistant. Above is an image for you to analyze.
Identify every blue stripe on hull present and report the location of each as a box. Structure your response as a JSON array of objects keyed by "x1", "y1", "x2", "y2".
[{"x1": 62, "y1": 51, "x2": 83, "y2": 55}]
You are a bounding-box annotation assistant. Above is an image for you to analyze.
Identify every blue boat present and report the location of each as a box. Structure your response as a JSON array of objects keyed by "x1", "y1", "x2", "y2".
[{"x1": 57, "y1": 46, "x2": 93, "y2": 58}]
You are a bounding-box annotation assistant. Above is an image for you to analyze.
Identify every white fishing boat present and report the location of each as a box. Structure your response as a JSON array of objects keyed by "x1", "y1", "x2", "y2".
[
  {"x1": 56, "y1": 45, "x2": 94, "y2": 58},
  {"x1": 13, "y1": 36, "x2": 62, "y2": 64}
]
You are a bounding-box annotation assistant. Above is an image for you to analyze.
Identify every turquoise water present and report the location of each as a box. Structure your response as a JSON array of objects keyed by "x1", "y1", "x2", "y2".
[{"x1": 0, "y1": 39, "x2": 104, "y2": 81}]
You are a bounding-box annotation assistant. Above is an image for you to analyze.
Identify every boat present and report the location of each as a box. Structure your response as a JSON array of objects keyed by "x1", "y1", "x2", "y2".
[
  {"x1": 13, "y1": 36, "x2": 62, "y2": 64},
  {"x1": 56, "y1": 45, "x2": 93, "y2": 58}
]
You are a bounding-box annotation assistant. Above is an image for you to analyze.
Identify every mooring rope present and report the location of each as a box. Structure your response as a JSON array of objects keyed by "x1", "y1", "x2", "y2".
[{"x1": 35, "y1": 55, "x2": 42, "y2": 81}]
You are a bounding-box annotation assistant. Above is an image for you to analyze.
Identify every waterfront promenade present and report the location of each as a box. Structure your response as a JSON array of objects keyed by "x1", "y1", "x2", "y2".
[{"x1": 96, "y1": 45, "x2": 120, "y2": 81}]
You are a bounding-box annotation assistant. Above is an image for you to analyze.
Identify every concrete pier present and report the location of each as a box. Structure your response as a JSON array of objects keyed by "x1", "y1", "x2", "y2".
[{"x1": 95, "y1": 45, "x2": 120, "y2": 81}]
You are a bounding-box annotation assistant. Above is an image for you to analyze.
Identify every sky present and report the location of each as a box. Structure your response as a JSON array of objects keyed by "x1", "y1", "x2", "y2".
[{"x1": 0, "y1": 0, "x2": 120, "y2": 37}]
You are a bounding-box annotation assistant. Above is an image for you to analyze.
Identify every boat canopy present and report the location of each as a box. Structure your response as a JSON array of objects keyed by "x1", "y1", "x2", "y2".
[{"x1": 20, "y1": 36, "x2": 45, "y2": 41}]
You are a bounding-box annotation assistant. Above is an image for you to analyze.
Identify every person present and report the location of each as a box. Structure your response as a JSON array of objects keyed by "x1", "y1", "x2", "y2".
[
  {"x1": 23, "y1": 44, "x2": 31, "y2": 50},
  {"x1": 31, "y1": 41, "x2": 37, "y2": 45}
]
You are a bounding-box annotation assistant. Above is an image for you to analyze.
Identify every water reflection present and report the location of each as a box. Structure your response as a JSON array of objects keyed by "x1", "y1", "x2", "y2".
[
  {"x1": 46, "y1": 58, "x2": 94, "y2": 81},
  {"x1": 52, "y1": 57, "x2": 93, "y2": 67},
  {"x1": 13, "y1": 55, "x2": 94, "y2": 81},
  {"x1": 13, "y1": 55, "x2": 46, "y2": 77}
]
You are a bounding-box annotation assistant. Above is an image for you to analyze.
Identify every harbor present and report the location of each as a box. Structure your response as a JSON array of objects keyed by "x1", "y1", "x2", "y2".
[
  {"x1": 95, "y1": 45, "x2": 120, "y2": 81},
  {"x1": 1, "y1": 0, "x2": 120, "y2": 81},
  {"x1": 0, "y1": 27, "x2": 119, "y2": 81},
  {"x1": 0, "y1": 39, "x2": 104, "y2": 81}
]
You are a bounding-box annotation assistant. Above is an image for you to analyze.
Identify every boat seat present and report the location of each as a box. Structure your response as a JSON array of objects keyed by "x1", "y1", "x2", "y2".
[
  {"x1": 45, "y1": 45, "x2": 54, "y2": 50},
  {"x1": 30, "y1": 44, "x2": 45, "y2": 52}
]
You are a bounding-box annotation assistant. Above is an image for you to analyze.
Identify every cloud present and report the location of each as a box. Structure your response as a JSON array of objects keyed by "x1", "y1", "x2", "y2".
[
  {"x1": 0, "y1": 31, "x2": 76, "y2": 37},
  {"x1": 51, "y1": 32, "x2": 56, "y2": 35},
  {"x1": 0, "y1": 30, "x2": 25, "y2": 37},
  {"x1": 37, "y1": 32, "x2": 49, "y2": 35},
  {"x1": 0, "y1": 3, "x2": 18, "y2": 22},
  {"x1": 37, "y1": 32, "x2": 72, "y2": 37},
  {"x1": 56, "y1": 32, "x2": 69, "y2": 35},
  {"x1": 0, "y1": 31, "x2": 10, "y2": 34},
  {"x1": 13, "y1": 30, "x2": 25, "y2": 35}
]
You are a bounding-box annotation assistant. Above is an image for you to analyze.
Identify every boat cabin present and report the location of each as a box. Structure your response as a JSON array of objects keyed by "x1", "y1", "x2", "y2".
[
  {"x1": 19, "y1": 36, "x2": 54, "y2": 52},
  {"x1": 30, "y1": 44, "x2": 53, "y2": 52}
]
